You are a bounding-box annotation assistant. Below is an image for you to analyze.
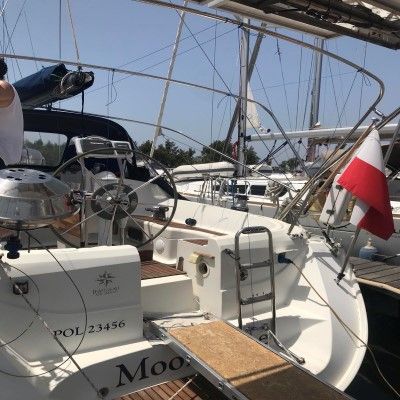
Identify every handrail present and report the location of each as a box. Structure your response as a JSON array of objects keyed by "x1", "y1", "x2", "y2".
[
  {"x1": 1, "y1": 10, "x2": 387, "y2": 228},
  {"x1": 1, "y1": 23, "x2": 384, "y2": 184}
]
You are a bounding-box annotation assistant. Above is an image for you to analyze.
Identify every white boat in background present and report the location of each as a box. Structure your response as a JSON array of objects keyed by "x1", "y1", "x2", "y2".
[{"x1": 174, "y1": 138, "x2": 400, "y2": 262}]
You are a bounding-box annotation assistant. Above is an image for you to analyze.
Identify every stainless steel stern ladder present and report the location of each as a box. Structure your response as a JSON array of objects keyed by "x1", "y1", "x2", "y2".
[{"x1": 234, "y1": 226, "x2": 276, "y2": 333}]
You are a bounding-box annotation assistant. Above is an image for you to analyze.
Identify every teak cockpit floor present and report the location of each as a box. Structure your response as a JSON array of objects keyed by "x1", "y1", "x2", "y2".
[
  {"x1": 135, "y1": 215, "x2": 226, "y2": 236},
  {"x1": 169, "y1": 321, "x2": 348, "y2": 400},
  {"x1": 140, "y1": 260, "x2": 185, "y2": 280}
]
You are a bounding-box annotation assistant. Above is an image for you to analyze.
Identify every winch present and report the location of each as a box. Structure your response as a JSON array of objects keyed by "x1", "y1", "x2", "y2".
[{"x1": 0, "y1": 168, "x2": 79, "y2": 230}]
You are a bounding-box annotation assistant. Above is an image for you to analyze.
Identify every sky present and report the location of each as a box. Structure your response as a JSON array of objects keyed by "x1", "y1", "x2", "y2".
[{"x1": 1, "y1": 0, "x2": 400, "y2": 164}]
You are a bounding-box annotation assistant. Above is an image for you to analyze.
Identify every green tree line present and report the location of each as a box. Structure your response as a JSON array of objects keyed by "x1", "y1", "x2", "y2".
[
  {"x1": 138, "y1": 139, "x2": 259, "y2": 168},
  {"x1": 23, "y1": 137, "x2": 262, "y2": 170}
]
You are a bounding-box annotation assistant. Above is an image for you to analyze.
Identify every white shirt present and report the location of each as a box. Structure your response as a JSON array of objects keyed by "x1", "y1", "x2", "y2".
[{"x1": 0, "y1": 85, "x2": 23, "y2": 165}]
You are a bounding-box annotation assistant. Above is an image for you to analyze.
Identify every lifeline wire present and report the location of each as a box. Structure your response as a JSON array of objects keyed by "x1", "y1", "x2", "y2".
[
  {"x1": 13, "y1": 231, "x2": 99, "y2": 394},
  {"x1": 0, "y1": 263, "x2": 40, "y2": 347},
  {"x1": 0, "y1": 256, "x2": 101, "y2": 398}
]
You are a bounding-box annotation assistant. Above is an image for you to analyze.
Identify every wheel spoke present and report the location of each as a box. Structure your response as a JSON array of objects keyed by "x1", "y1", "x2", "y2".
[
  {"x1": 59, "y1": 204, "x2": 113, "y2": 235},
  {"x1": 119, "y1": 207, "x2": 152, "y2": 240},
  {"x1": 126, "y1": 172, "x2": 166, "y2": 197},
  {"x1": 107, "y1": 205, "x2": 118, "y2": 244},
  {"x1": 114, "y1": 159, "x2": 127, "y2": 198}
]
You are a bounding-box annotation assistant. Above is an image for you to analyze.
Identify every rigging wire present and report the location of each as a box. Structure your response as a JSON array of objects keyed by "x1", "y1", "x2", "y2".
[
  {"x1": 1, "y1": 17, "x2": 22, "y2": 79},
  {"x1": 306, "y1": 67, "x2": 366, "y2": 172},
  {"x1": 105, "y1": 69, "x2": 118, "y2": 107},
  {"x1": 59, "y1": 0, "x2": 62, "y2": 59},
  {"x1": 168, "y1": 0, "x2": 280, "y2": 161},
  {"x1": 0, "y1": 0, "x2": 9, "y2": 17},
  {"x1": 326, "y1": 43, "x2": 342, "y2": 128},
  {"x1": 23, "y1": 10, "x2": 38, "y2": 70},
  {"x1": 295, "y1": 73, "x2": 355, "y2": 171},
  {"x1": 294, "y1": 34, "x2": 303, "y2": 131},
  {"x1": 358, "y1": 42, "x2": 368, "y2": 120},
  {"x1": 0, "y1": 0, "x2": 9, "y2": 50},
  {"x1": 254, "y1": 64, "x2": 299, "y2": 181},
  {"x1": 216, "y1": 61, "x2": 237, "y2": 144},
  {"x1": 140, "y1": 28, "x2": 234, "y2": 73},
  {"x1": 210, "y1": 15, "x2": 217, "y2": 145},
  {"x1": 66, "y1": 0, "x2": 80, "y2": 65},
  {"x1": 78, "y1": 26, "x2": 237, "y2": 99},
  {"x1": 334, "y1": 40, "x2": 348, "y2": 126},
  {"x1": 333, "y1": 72, "x2": 359, "y2": 132},
  {"x1": 4, "y1": 0, "x2": 27, "y2": 53},
  {"x1": 252, "y1": 70, "x2": 354, "y2": 94},
  {"x1": 275, "y1": 35, "x2": 293, "y2": 132},
  {"x1": 254, "y1": 64, "x2": 274, "y2": 113},
  {"x1": 139, "y1": 16, "x2": 279, "y2": 170},
  {"x1": 301, "y1": 47, "x2": 313, "y2": 130},
  {"x1": 1, "y1": 0, "x2": 4, "y2": 53},
  {"x1": 120, "y1": 22, "x2": 223, "y2": 69},
  {"x1": 322, "y1": 64, "x2": 328, "y2": 125},
  {"x1": 171, "y1": 4, "x2": 232, "y2": 94}
]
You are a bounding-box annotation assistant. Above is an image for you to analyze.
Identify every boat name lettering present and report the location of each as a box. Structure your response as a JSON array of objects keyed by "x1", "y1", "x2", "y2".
[
  {"x1": 115, "y1": 356, "x2": 185, "y2": 387},
  {"x1": 53, "y1": 320, "x2": 126, "y2": 337}
]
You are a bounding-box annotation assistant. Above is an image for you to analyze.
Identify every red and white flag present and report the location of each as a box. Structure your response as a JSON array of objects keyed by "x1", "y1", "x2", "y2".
[{"x1": 338, "y1": 129, "x2": 394, "y2": 240}]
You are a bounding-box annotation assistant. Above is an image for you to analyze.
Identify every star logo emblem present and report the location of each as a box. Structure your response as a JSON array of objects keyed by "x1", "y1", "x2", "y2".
[{"x1": 97, "y1": 271, "x2": 115, "y2": 287}]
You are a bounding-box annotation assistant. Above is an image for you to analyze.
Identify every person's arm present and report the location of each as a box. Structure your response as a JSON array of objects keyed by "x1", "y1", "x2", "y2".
[{"x1": 0, "y1": 80, "x2": 15, "y2": 108}]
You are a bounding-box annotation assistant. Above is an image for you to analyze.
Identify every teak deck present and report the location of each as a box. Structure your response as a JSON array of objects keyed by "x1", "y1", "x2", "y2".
[
  {"x1": 117, "y1": 375, "x2": 228, "y2": 400},
  {"x1": 169, "y1": 321, "x2": 348, "y2": 400},
  {"x1": 136, "y1": 215, "x2": 226, "y2": 236},
  {"x1": 140, "y1": 259, "x2": 185, "y2": 280},
  {"x1": 350, "y1": 257, "x2": 400, "y2": 297}
]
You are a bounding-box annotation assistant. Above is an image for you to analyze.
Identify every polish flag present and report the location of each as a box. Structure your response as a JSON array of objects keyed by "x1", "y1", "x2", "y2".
[{"x1": 338, "y1": 129, "x2": 394, "y2": 240}]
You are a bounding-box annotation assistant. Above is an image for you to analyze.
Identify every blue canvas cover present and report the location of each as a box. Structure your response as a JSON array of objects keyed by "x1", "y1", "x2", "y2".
[{"x1": 13, "y1": 64, "x2": 94, "y2": 109}]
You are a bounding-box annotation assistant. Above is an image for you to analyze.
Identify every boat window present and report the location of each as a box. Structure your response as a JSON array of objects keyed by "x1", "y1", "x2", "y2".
[
  {"x1": 250, "y1": 185, "x2": 266, "y2": 196},
  {"x1": 21, "y1": 131, "x2": 67, "y2": 166},
  {"x1": 388, "y1": 180, "x2": 400, "y2": 201},
  {"x1": 227, "y1": 184, "x2": 246, "y2": 194}
]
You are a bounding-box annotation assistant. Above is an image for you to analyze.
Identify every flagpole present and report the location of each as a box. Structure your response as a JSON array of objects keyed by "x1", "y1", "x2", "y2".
[{"x1": 336, "y1": 227, "x2": 361, "y2": 283}]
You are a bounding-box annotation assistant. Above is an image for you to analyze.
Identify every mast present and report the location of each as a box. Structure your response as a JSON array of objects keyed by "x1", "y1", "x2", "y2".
[
  {"x1": 306, "y1": 37, "x2": 324, "y2": 162},
  {"x1": 222, "y1": 23, "x2": 265, "y2": 157},
  {"x1": 150, "y1": 1, "x2": 188, "y2": 157},
  {"x1": 236, "y1": 19, "x2": 250, "y2": 176}
]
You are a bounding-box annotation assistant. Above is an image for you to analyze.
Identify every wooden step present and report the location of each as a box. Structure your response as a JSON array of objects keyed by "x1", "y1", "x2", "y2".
[{"x1": 169, "y1": 321, "x2": 349, "y2": 400}]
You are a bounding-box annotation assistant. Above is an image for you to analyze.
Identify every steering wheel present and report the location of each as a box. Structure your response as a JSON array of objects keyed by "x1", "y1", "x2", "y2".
[{"x1": 51, "y1": 147, "x2": 178, "y2": 249}]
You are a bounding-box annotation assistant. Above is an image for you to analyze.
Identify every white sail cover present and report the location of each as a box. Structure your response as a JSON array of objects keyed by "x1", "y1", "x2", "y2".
[{"x1": 247, "y1": 85, "x2": 261, "y2": 130}]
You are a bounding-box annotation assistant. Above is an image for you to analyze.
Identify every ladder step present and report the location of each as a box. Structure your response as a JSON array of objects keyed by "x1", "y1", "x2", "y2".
[
  {"x1": 241, "y1": 293, "x2": 273, "y2": 305},
  {"x1": 240, "y1": 260, "x2": 271, "y2": 270}
]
